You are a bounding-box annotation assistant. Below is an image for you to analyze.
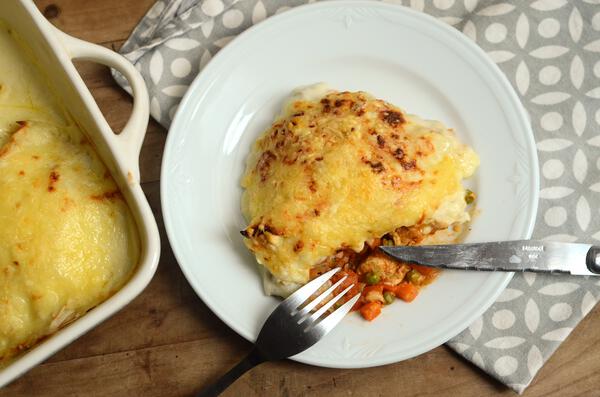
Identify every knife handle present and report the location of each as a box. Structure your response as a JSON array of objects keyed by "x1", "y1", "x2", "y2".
[{"x1": 586, "y1": 246, "x2": 600, "y2": 274}]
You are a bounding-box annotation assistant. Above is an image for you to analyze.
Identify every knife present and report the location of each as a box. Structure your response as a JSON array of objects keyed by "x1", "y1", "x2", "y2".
[{"x1": 380, "y1": 240, "x2": 600, "y2": 276}]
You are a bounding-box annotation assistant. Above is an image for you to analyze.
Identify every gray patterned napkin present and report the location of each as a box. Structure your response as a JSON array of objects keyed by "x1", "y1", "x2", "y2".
[{"x1": 112, "y1": 0, "x2": 600, "y2": 393}]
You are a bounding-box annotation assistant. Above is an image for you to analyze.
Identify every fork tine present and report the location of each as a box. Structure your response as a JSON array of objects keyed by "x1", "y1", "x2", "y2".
[
  {"x1": 303, "y1": 284, "x2": 354, "y2": 327},
  {"x1": 307, "y1": 293, "x2": 361, "y2": 336},
  {"x1": 294, "y1": 275, "x2": 347, "y2": 321},
  {"x1": 282, "y1": 267, "x2": 340, "y2": 310}
]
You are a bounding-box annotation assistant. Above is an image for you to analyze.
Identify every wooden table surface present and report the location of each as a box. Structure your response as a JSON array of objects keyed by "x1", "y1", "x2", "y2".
[{"x1": 3, "y1": 1, "x2": 600, "y2": 396}]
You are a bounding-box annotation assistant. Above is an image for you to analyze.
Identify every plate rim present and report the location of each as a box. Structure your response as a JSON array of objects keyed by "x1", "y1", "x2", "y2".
[{"x1": 161, "y1": 0, "x2": 539, "y2": 368}]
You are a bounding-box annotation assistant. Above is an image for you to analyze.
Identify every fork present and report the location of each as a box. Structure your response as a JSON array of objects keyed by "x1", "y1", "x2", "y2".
[{"x1": 197, "y1": 267, "x2": 360, "y2": 397}]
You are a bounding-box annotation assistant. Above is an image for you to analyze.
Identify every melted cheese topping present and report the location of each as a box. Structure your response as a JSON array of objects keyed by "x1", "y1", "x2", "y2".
[
  {"x1": 241, "y1": 85, "x2": 478, "y2": 286},
  {"x1": 0, "y1": 22, "x2": 139, "y2": 365}
]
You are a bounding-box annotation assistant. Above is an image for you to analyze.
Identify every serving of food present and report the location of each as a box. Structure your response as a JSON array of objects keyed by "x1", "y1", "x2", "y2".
[
  {"x1": 0, "y1": 20, "x2": 139, "y2": 366},
  {"x1": 240, "y1": 84, "x2": 479, "y2": 321}
]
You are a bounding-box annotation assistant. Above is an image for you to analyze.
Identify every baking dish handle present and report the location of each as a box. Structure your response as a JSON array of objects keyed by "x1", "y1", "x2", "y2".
[{"x1": 53, "y1": 29, "x2": 149, "y2": 179}]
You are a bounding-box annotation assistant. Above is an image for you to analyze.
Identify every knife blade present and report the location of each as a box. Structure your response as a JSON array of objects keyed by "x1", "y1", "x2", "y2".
[{"x1": 379, "y1": 240, "x2": 600, "y2": 276}]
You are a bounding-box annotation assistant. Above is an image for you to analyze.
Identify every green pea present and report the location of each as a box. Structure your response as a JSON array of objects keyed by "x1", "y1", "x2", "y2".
[
  {"x1": 407, "y1": 269, "x2": 424, "y2": 285},
  {"x1": 465, "y1": 189, "x2": 476, "y2": 205},
  {"x1": 383, "y1": 291, "x2": 395, "y2": 305},
  {"x1": 365, "y1": 272, "x2": 381, "y2": 285}
]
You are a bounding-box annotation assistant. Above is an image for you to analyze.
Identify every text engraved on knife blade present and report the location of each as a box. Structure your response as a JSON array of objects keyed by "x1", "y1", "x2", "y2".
[{"x1": 521, "y1": 244, "x2": 544, "y2": 261}]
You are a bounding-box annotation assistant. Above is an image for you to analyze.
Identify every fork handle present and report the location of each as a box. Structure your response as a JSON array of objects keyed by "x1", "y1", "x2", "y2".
[{"x1": 196, "y1": 347, "x2": 266, "y2": 397}]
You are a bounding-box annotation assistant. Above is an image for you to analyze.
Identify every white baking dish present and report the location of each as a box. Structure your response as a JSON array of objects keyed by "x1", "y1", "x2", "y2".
[{"x1": 0, "y1": 0, "x2": 160, "y2": 387}]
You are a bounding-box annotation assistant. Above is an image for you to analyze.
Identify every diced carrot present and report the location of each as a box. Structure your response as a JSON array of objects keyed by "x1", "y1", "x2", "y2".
[
  {"x1": 362, "y1": 285, "x2": 383, "y2": 295},
  {"x1": 360, "y1": 284, "x2": 384, "y2": 303},
  {"x1": 409, "y1": 264, "x2": 440, "y2": 278},
  {"x1": 393, "y1": 282, "x2": 419, "y2": 302},
  {"x1": 360, "y1": 302, "x2": 382, "y2": 321}
]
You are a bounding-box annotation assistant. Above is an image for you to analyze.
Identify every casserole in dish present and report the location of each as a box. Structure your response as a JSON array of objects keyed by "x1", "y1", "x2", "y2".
[{"x1": 0, "y1": 0, "x2": 160, "y2": 387}]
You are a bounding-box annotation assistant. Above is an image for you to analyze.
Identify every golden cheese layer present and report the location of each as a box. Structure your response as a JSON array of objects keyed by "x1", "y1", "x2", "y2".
[
  {"x1": 241, "y1": 85, "x2": 479, "y2": 286},
  {"x1": 0, "y1": 22, "x2": 139, "y2": 365}
]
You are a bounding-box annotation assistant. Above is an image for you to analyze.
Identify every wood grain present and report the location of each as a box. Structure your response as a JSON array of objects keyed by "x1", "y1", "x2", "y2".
[{"x1": 2, "y1": 1, "x2": 599, "y2": 396}]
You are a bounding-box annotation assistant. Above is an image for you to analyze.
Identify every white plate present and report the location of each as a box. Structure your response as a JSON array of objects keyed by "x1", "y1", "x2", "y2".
[{"x1": 161, "y1": 1, "x2": 538, "y2": 368}]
